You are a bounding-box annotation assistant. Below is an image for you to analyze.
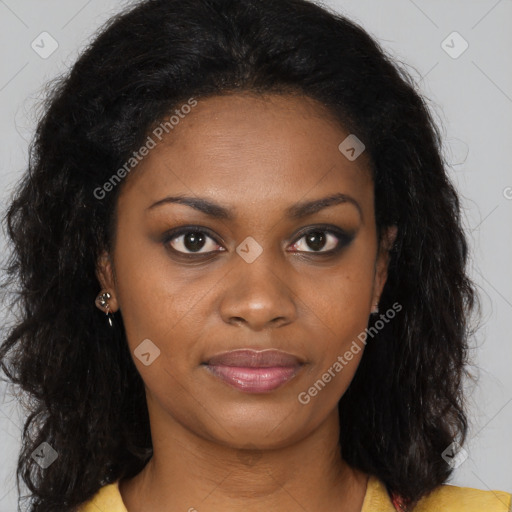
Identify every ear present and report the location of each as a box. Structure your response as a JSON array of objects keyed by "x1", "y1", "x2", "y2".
[
  {"x1": 371, "y1": 225, "x2": 397, "y2": 311},
  {"x1": 95, "y1": 250, "x2": 119, "y2": 312}
]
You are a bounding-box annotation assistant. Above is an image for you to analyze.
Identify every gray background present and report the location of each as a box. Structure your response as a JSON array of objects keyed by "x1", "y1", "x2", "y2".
[{"x1": 1, "y1": 0, "x2": 511, "y2": 509}]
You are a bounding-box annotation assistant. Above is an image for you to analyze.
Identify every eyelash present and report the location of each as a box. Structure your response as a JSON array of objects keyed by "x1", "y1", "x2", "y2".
[{"x1": 162, "y1": 224, "x2": 355, "y2": 259}]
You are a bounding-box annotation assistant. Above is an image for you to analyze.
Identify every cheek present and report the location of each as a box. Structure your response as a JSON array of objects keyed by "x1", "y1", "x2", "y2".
[
  {"x1": 309, "y1": 275, "x2": 371, "y2": 372},
  {"x1": 296, "y1": 281, "x2": 372, "y2": 408},
  {"x1": 111, "y1": 233, "x2": 183, "y2": 355},
  {"x1": 304, "y1": 240, "x2": 377, "y2": 378},
  {"x1": 112, "y1": 235, "x2": 216, "y2": 391},
  {"x1": 318, "y1": 245, "x2": 377, "y2": 333}
]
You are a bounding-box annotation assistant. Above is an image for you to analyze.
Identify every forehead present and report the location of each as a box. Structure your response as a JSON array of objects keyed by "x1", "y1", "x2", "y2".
[{"x1": 118, "y1": 92, "x2": 373, "y2": 217}]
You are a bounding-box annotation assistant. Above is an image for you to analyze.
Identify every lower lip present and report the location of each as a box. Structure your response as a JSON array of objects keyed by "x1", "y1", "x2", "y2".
[{"x1": 204, "y1": 365, "x2": 301, "y2": 392}]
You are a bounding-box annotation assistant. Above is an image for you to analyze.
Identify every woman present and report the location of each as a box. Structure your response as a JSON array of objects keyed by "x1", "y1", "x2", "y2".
[{"x1": 0, "y1": 0, "x2": 510, "y2": 511}]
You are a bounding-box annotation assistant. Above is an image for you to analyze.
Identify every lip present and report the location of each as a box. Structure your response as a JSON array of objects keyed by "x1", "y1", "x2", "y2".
[
  {"x1": 203, "y1": 349, "x2": 304, "y2": 393},
  {"x1": 205, "y1": 348, "x2": 303, "y2": 367}
]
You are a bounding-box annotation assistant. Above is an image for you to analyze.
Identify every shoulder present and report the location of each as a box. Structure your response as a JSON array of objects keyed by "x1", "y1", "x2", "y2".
[
  {"x1": 77, "y1": 480, "x2": 127, "y2": 512},
  {"x1": 413, "y1": 482, "x2": 512, "y2": 512},
  {"x1": 78, "y1": 476, "x2": 512, "y2": 512},
  {"x1": 362, "y1": 475, "x2": 511, "y2": 512}
]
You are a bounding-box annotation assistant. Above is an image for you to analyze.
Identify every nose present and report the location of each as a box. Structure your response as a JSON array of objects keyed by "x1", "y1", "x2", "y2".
[{"x1": 219, "y1": 254, "x2": 298, "y2": 331}]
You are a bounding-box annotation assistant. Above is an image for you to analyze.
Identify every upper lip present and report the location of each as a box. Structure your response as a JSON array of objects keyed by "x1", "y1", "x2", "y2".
[{"x1": 205, "y1": 349, "x2": 304, "y2": 367}]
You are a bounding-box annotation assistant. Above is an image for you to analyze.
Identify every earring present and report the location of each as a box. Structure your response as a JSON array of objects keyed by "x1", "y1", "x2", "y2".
[
  {"x1": 95, "y1": 290, "x2": 114, "y2": 328},
  {"x1": 371, "y1": 303, "x2": 379, "y2": 315}
]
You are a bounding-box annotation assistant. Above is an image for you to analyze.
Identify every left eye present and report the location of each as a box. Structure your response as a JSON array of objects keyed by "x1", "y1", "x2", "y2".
[{"x1": 289, "y1": 229, "x2": 347, "y2": 253}]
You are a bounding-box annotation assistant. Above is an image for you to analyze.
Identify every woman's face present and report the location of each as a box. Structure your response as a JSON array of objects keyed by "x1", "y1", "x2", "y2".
[{"x1": 97, "y1": 92, "x2": 393, "y2": 450}]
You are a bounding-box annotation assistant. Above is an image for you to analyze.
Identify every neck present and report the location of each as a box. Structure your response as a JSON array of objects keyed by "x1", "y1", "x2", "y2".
[{"x1": 119, "y1": 403, "x2": 368, "y2": 512}]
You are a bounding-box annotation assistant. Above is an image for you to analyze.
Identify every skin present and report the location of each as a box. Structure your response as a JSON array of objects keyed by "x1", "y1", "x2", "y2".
[{"x1": 96, "y1": 92, "x2": 396, "y2": 512}]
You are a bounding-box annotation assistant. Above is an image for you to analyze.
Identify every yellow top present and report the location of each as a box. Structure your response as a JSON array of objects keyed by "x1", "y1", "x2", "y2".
[{"x1": 79, "y1": 474, "x2": 512, "y2": 511}]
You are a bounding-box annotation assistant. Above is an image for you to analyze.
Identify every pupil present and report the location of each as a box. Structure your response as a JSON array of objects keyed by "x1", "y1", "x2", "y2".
[
  {"x1": 184, "y1": 232, "x2": 205, "y2": 252},
  {"x1": 306, "y1": 231, "x2": 326, "y2": 251}
]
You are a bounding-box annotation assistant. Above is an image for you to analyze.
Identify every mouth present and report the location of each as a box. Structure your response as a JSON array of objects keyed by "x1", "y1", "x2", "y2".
[{"x1": 202, "y1": 349, "x2": 304, "y2": 393}]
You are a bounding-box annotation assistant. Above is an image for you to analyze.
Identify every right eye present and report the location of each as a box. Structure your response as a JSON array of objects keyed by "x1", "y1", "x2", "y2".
[{"x1": 163, "y1": 227, "x2": 225, "y2": 256}]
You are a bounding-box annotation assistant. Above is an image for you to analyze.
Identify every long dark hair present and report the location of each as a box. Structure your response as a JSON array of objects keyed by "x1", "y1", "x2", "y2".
[{"x1": 0, "y1": 0, "x2": 476, "y2": 510}]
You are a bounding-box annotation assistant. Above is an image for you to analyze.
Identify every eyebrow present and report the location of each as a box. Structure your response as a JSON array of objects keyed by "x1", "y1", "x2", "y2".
[{"x1": 146, "y1": 192, "x2": 362, "y2": 221}]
